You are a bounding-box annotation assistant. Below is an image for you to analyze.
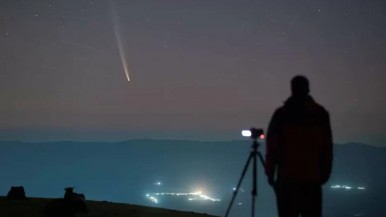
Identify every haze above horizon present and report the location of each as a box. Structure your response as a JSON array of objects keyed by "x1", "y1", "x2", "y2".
[{"x1": 1, "y1": 0, "x2": 385, "y2": 146}]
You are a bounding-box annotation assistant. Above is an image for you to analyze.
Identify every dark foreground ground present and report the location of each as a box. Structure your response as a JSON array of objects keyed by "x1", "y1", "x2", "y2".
[{"x1": 0, "y1": 197, "x2": 218, "y2": 217}]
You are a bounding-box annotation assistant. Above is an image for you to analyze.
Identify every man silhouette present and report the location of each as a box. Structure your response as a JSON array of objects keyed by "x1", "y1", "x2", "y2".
[{"x1": 265, "y1": 75, "x2": 333, "y2": 217}]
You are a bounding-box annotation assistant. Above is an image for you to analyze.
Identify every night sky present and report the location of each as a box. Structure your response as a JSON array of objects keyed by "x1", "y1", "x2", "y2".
[{"x1": 1, "y1": 0, "x2": 386, "y2": 145}]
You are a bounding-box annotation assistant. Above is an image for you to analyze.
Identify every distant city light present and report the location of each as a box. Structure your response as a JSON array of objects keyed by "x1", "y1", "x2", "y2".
[
  {"x1": 154, "y1": 181, "x2": 162, "y2": 186},
  {"x1": 147, "y1": 196, "x2": 158, "y2": 204},
  {"x1": 145, "y1": 191, "x2": 221, "y2": 204},
  {"x1": 232, "y1": 187, "x2": 245, "y2": 192},
  {"x1": 330, "y1": 185, "x2": 366, "y2": 191}
]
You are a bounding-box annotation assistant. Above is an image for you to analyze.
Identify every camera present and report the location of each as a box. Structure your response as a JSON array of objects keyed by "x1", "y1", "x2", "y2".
[{"x1": 241, "y1": 128, "x2": 264, "y2": 140}]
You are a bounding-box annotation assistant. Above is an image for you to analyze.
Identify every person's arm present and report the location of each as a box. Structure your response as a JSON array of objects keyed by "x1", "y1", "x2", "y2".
[
  {"x1": 265, "y1": 109, "x2": 281, "y2": 185},
  {"x1": 321, "y1": 111, "x2": 333, "y2": 184}
]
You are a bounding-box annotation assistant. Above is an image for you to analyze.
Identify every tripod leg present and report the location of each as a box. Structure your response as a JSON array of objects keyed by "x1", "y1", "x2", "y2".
[
  {"x1": 224, "y1": 152, "x2": 254, "y2": 217},
  {"x1": 257, "y1": 151, "x2": 266, "y2": 168},
  {"x1": 252, "y1": 152, "x2": 257, "y2": 217},
  {"x1": 250, "y1": 150, "x2": 266, "y2": 217}
]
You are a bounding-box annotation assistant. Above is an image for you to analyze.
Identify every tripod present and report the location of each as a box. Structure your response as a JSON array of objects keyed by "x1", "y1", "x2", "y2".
[{"x1": 224, "y1": 138, "x2": 265, "y2": 217}]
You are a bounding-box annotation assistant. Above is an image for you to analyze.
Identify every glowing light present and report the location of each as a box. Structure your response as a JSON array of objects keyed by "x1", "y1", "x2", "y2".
[
  {"x1": 259, "y1": 134, "x2": 265, "y2": 140},
  {"x1": 145, "y1": 191, "x2": 221, "y2": 203},
  {"x1": 242, "y1": 130, "x2": 251, "y2": 137},
  {"x1": 330, "y1": 184, "x2": 366, "y2": 191},
  {"x1": 149, "y1": 196, "x2": 158, "y2": 204},
  {"x1": 145, "y1": 194, "x2": 159, "y2": 204},
  {"x1": 232, "y1": 187, "x2": 245, "y2": 192},
  {"x1": 155, "y1": 181, "x2": 162, "y2": 186},
  {"x1": 109, "y1": 0, "x2": 131, "y2": 82}
]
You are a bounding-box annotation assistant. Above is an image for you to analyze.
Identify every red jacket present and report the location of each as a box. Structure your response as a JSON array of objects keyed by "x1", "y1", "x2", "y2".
[{"x1": 265, "y1": 96, "x2": 333, "y2": 183}]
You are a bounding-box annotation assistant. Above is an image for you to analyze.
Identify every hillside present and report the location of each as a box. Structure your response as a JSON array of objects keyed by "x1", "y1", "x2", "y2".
[
  {"x1": 0, "y1": 196, "x2": 218, "y2": 217},
  {"x1": 1, "y1": 140, "x2": 385, "y2": 216}
]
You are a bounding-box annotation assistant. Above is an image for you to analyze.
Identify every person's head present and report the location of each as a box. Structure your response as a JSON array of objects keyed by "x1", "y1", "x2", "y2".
[{"x1": 291, "y1": 75, "x2": 310, "y2": 98}]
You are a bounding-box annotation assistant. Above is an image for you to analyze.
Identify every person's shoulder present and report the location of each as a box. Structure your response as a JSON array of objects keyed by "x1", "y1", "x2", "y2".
[
  {"x1": 273, "y1": 105, "x2": 286, "y2": 116},
  {"x1": 312, "y1": 100, "x2": 330, "y2": 117},
  {"x1": 270, "y1": 105, "x2": 288, "y2": 121}
]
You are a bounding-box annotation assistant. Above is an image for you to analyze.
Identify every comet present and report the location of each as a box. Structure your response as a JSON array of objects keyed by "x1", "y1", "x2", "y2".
[{"x1": 109, "y1": 0, "x2": 131, "y2": 82}]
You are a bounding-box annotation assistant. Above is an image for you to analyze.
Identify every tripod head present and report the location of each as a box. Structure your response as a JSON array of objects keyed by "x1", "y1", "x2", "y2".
[
  {"x1": 242, "y1": 128, "x2": 264, "y2": 140},
  {"x1": 242, "y1": 128, "x2": 264, "y2": 150}
]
